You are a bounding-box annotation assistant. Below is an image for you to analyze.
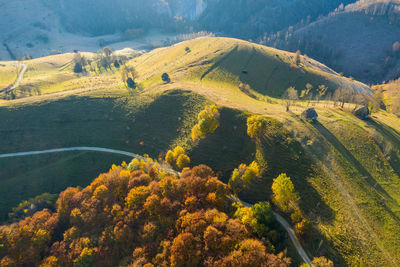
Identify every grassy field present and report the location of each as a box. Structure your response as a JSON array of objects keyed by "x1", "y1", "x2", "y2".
[
  {"x1": 0, "y1": 64, "x2": 18, "y2": 89},
  {"x1": 0, "y1": 37, "x2": 400, "y2": 266}
]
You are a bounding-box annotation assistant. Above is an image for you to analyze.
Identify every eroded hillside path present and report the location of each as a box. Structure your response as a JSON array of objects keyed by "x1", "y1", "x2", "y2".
[
  {"x1": 0, "y1": 63, "x2": 27, "y2": 93},
  {"x1": 0, "y1": 146, "x2": 312, "y2": 266},
  {"x1": 10, "y1": 63, "x2": 27, "y2": 90}
]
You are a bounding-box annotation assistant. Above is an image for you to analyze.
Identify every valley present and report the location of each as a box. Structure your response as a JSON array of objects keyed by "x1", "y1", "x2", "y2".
[{"x1": 0, "y1": 1, "x2": 400, "y2": 266}]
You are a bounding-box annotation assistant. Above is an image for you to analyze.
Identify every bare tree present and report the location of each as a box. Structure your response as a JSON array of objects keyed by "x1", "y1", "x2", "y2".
[
  {"x1": 368, "y1": 92, "x2": 384, "y2": 113},
  {"x1": 294, "y1": 50, "x2": 301, "y2": 66},
  {"x1": 316, "y1": 84, "x2": 328, "y2": 103},
  {"x1": 352, "y1": 93, "x2": 368, "y2": 110},
  {"x1": 300, "y1": 83, "x2": 313, "y2": 106},
  {"x1": 325, "y1": 92, "x2": 332, "y2": 107},
  {"x1": 333, "y1": 88, "x2": 353, "y2": 108},
  {"x1": 103, "y1": 46, "x2": 112, "y2": 57},
  {"x1": 392, "y1": 95, "x2": 400, "y2": 115},
  {"x1": 283, "y1": 87, "x2": 298, "y2": 112},
  {"x1": 121, "y1": 66, "x2": 138, "y2": 86}
]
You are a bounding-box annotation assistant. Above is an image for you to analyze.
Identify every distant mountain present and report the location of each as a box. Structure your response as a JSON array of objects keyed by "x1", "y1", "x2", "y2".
[
  {"x1": 266, "y1": 0, "x2": 400, "y2": 84},
  {"x1": 198, "y1": 0, "x2": 357, "y2": 39},
  {"x1": 0, "y1": 0, "x2": 357, "y2": 57}
]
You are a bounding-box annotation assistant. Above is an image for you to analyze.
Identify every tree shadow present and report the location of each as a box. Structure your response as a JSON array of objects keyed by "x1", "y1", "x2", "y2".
[
  {"x1": 311, "y1": 121, "x2": 400, "y2": 225},
  {"x1": 367, "y1": 119, "x2": 400, "y2": 179},
  {"x1": 190, "y1": 107, "x2": 256, "y2": 182},
  {"x1": 311, "y1": 121, "x2": 395, "y2": 201},
  {"x1": 239, "y1": 118, "x2": 336, "y2": 224}
]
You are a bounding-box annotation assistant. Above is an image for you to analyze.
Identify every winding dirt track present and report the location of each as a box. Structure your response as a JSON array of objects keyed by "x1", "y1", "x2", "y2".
[
  {"x1": 9, "y1": 63, "x2": 27, "y2": 90},
  {"x1": 0, "y1": 63, "x2": 27, "y2": 93},
  {"x1": 0, "y1": 146, "x2": 311, "y2": 266},
  {"x1": 0, "y1": 147, "x2": 140, "y2": 159}
]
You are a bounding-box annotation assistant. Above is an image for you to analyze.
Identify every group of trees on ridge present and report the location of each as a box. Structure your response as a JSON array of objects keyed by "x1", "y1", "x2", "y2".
[
  {"x1": 282, "y1": 82, "x2": 384, "y2": 114},
  {"x1": 73, "y1": 47, "x2": 129, "y2": 75}
]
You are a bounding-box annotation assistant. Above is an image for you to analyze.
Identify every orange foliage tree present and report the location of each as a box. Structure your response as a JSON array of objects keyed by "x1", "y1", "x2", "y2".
[{"x1": 0, "y1": 158, "x2": 286, "y2": 266}]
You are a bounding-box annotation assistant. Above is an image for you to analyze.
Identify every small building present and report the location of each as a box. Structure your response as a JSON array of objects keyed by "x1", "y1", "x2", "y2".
[
  {"x1": 302, "y1": 108, "x2": 318, "y2": 121},
  {"x1": 354, "y1": 106, "x2": 370, "y2": 120}
]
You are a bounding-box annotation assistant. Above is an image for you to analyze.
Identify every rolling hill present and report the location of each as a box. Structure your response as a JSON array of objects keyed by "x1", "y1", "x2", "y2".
[
  {"x1": 267, "y1": 0, "x2": 400, "y2": 84},
  {"x1": 132, "y1": 37, "x2": 372, "y2": 98},
  {"x1": 0, "y1": 37, "x2": 399, "y2": 265}
]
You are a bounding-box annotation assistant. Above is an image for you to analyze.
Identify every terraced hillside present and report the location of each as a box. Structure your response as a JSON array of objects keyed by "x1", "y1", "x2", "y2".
[{"x1": 0, "y1": 37, "x2": 399, "y2": 266}]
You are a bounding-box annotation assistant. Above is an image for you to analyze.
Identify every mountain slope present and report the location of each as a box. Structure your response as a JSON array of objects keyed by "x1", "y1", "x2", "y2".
[
  {"x1": 267, "y1": 0, "x2": 400, "y2": 84},
  {"x1": 199, "y1": 0, "x2": 357, "y2": 38},
  {"x1": 133, "y1": 37, "x2": 372, "y2": 97}
]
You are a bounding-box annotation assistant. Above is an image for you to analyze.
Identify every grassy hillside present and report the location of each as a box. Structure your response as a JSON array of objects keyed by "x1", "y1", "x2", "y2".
[
  {"x1": 0, "y1": 89, "x2": 206, "y2": 218},
  {"x1": 0, "y1": 64, "x2": 17, "y2": 89},
  {"x1": 373, "y1": 78, "x2": 400, "y2": 115},
  {"x1": 133, "y1": 37, "x2": 371, "y2": 98},
  {"x1": 0, "y1": 38, "x2": 400, "y2": 265},
  {"x1": 267, "y1": 0, "x2": 400, "y2": 83}
]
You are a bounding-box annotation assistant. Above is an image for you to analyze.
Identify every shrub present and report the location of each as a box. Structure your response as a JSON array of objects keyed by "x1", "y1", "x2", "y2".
[
  {"x1": 161, "y1": 73, "x2": 170, "y2": 83},
  {"x1": 176, "y1": 154, "x2": 190, "y2": 170},
  {"x1": 247, "y1": 115, "x2": 268, "y2": 139},
  {"x1": 295, "y1": 218, "x2": 312, "y2": 239},
  {"x1": 165, "y1": 146, "x2": 191, "y2": 171},
  {"x1": 8, "y1": 193, "x2": 57, "y2": 222},
  {"x1": 127, "y1": 77, "x2": 136, "y2": 89},
  {"x1": 73, "y1": 62, "x2": 83, "y2": 73},
  {"x1": 229, "y1": 161, "x2": 261, "y2": 194},
  {"x1": 312, "y1": 256, "x2": 334, "y2": 267}
]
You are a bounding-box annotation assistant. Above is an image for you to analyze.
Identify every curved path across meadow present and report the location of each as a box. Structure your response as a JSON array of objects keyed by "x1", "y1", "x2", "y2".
[
  {"x1": 0, "y1": 147, "x2": 140, "y2": 159},
  {"x1": 9, "y1": 63, "x2": 27, "y2": 90},
  {"x1": 0, "y1": 146, "x2": 312, "y2": 266},
  {"x1": 0, "y1": 63, "x2": 27, "y2": 93}
]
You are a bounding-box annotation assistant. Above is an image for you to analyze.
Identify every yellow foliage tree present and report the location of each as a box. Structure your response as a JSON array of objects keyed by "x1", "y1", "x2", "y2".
[
  {"x1": 165, "y1": 146, "x2": 191, "y2": 171},
  {"x1": 229, "y1": 161, "x2": 261, "y2": 195},
  {"x1": 247, "y1": 115, "x2": 268, "y2": 139},
  {"x1": 271, "y1": 173, "x2": 299, "y2": 212},
  {"x1": 312, "y1": 256, "x2": 334, "y2": 267},
  {"x1": 191, "y1": 105, "x2": 220, "y2": 142}
]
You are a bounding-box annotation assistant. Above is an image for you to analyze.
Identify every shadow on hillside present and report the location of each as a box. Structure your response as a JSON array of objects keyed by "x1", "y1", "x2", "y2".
[
  {"x1": 200, "y1": 45, "x2": 239, "y2": 80},
  {"x1": 312, "y1": 121, "x2": 396, "y2": 203},
  {"x1": 367, "y1": 119, "x2": 400, "y2": 179},
  {"x1": 190, "y1": 108, "x2": 256, "y2": 181},
  {"x1": 237, "y1": 119, "x2": 336, "y2": 224},
  {"x1": 308, "y1": 228, "x2": 347, "y2": 266}
]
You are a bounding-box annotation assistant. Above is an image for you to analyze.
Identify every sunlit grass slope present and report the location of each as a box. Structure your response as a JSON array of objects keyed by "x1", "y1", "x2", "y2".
[
  {"x1": 0, "y1": 64, "x2": 18, "y2": 89},
  {"x1": 133, "y1": 37, "x2": 371, "y2": 97}
]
